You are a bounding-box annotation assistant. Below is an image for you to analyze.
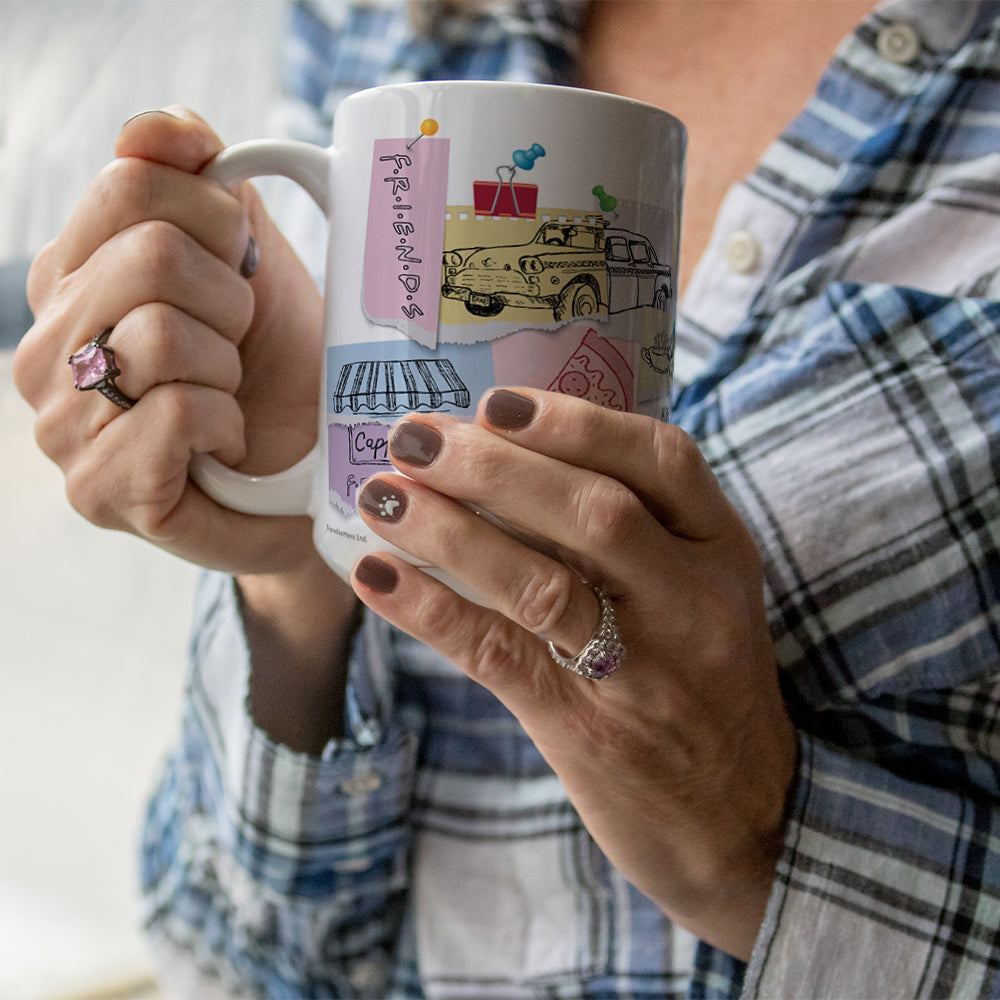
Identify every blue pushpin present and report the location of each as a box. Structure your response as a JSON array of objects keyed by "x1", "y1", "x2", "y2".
[
  {"x1": 490, "y1": 143, "x2": 546, "y2": 216},
  {"x1": 512, "y1": 143, "x2": 546, "y2": 171}
]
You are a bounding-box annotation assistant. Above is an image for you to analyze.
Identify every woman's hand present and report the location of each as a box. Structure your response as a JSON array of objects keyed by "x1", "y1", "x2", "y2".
[
  {"x1": 15, "y1": 108, "x2": 357, "y2": 750},
  {"x1": 14, "y1": 107, "x2": 323, "y2": 577},
  {"x1": 351, "y1": 388, "x2": 797, "y2": 959}
]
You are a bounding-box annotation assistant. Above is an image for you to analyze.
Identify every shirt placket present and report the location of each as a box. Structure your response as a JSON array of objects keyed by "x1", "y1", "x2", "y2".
[{"x1": 677, "y1": 1, "x2": 961, "y2": 366}]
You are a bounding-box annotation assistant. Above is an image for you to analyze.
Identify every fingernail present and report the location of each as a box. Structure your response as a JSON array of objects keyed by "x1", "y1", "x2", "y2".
[
  {"x1": 121, "y1": 109, "x2": 180, "y2": 129},
  {"x1": 355, "y1": 555, "x2": 399, "y2": 594},
  {"x1": 484, "y1": 389, "x2": 535, "y2": 429},
  {"x1": 358, "y1": 478, "x2": 408, "y2": 523},
  {"x1": 389, "y1": 420, "x2": 442, "y2": 467},
  {"x1": 240, "y1": 236, "x2": 259, "y2": 278}
]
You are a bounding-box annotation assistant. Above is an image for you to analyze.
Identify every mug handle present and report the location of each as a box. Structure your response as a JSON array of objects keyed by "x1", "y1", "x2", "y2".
[{"x1": 189, "y1": 140, "x2": 331, "y2": 516}]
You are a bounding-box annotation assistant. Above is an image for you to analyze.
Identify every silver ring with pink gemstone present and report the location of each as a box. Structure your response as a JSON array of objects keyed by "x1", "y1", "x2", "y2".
[
  {"x1": 547, "y1": 587, "x2": 625, "y2": 680},
  {"x1": 68, "y1": 327, "x2": 136, "y2": 410}
]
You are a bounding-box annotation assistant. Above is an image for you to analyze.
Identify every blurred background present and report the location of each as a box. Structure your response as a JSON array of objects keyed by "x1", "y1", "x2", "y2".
[{"x1": 0, "y1": 2, "x2": 293, "y2": 996}]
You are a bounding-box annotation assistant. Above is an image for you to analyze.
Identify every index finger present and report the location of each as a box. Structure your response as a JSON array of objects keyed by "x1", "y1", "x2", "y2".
[
  {"x1": 49, "y1": 108, "x2": 249, "y2": 281},
  {"x1": 477, "y1": 388, "x2": 736, "y2": 541},
  {"x1": 54, "y1": 155, "x2": 251, "y2": 279}
]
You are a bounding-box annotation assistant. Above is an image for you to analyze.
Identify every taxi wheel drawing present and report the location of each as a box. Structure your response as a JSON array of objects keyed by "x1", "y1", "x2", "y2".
[
  {"x1": 554, "y1": 280, "x2": 600, "y2": 321},
  {"x1": 652, "y1": 283, "x2": 671, "y2": 311}
]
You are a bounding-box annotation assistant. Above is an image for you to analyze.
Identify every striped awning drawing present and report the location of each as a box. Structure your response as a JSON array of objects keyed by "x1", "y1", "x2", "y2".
[{"x1": 333, "y1": 358, "x2": 471, "y2": 414}]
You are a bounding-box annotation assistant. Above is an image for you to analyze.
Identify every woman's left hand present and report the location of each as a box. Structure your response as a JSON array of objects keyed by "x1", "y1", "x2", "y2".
[{"x1": 351, "y1": 388, "x2": 797, "y2": 960}]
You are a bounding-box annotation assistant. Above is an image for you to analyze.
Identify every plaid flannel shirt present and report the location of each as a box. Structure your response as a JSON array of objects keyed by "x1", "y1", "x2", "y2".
[{"x1": 141, "y1": 1, "x2": 1000, "y2": 997}]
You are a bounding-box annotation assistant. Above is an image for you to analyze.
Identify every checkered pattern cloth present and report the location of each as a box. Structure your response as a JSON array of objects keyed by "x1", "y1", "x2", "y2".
[{"x1": 140, "y1": 1, "x2": 1000, "y2": 997}]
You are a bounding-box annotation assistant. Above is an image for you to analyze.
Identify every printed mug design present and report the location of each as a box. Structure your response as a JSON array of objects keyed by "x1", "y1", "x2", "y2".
[
  {"x1": 331, "y1": 108, "x2": 676, "y2": 514},
  {"x1": 359, "y1": 118, "x2": 674, "y2": 354},
  {"x1": 332, "y1": 357, "x2": 471, "y2": 414},
  {"x1": 547, "y1": 327, "x2": 633, "y2": 412},
  {"x1": 442, "y1": 219, "x2": 672, "y2": 325},
  {"x1": 472, "y1": 141, "x2": 546, "y2": 218},
  {"x1": 186, "y1": 85, "x2": 681, "y2": 586}
]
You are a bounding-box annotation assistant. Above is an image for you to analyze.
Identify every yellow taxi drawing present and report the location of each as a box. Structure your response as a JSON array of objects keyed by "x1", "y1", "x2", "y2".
[{"x1": 442, "y1": 219, "x2": 672, "y2": 321}]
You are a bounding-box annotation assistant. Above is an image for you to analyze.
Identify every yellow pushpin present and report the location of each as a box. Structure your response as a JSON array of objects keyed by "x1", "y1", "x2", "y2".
[{"x1": 407, "y1": 118, "x2": 440, "y2": 148}]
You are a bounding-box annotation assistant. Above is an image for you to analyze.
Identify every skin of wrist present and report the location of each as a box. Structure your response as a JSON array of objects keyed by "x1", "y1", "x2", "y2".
[
  {"x1": 665, "y1": 711, "x2": 798, "y2": 959},
  {"x1": 237, "y1": 558, "x2": 362, "y2": 753}
]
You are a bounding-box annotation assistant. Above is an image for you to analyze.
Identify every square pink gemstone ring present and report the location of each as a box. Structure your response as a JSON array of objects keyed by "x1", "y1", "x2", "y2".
[{"x1": 68, "y1": 327, "x2": 136, "y2": 410}]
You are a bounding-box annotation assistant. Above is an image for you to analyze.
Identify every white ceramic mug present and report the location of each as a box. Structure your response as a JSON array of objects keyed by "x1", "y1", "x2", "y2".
[{"x1": 191, "y1": 81, "x2": 686, "y2": 584}]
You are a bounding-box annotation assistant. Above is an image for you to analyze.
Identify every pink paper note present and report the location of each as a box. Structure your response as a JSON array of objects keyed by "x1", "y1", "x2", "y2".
[{"x1": 362, "y1": 138, "x2": 450, "y2": 348}]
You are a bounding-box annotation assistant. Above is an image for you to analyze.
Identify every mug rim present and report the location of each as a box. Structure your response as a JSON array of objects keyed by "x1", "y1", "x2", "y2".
[{"x1": 341, "y1": 78, "x2": 686, "y2": 134}]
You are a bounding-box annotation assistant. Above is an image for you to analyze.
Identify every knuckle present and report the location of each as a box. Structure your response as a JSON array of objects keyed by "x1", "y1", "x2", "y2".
[
  {"x1": 413, "y1": 586, "x2": 458, "y2": 640},
  {"x1": 151, "y1": 380, "x2": 199, "y2": 437},
  {"x1": 25, "y1": 241, "x2": 58, "y2": 312},
  {"x1": 64, "y1": 456, "x2": 116, "y2": 529},
  {"x1": 99, "y1": 157, "x2": 157, "y2": 215},
  {"x1": 221, "y1": 189, "x2": 254, "y2": 247},
  {"x1": 219, "y1": 340, "x2": 244, "y2": 394},
  {"x1": 573, "y1": 476, "x2": 644, "y2": 550},
  {"x1": 512, "y1": 565, "x2": 574, "y2": 635},
  {"x1": 63, "y1": 469, "x2": 93, "y2": 522},
  {"x1": 228, "y1": 280, "x2": 256, "y2": 338},
  {"x1": 131, "y1": 218, "x2": 187, "y2": 277},
  {"x1": 154, "y1": 380, "x2": 246, "y2": 458},
  {"x1": 127, "y1": 303, "x2": 174, "y2": 372},
  {"x1": 31, "y1": 403, "x2": 66, "y2": 457},
  {"x1": 469, "y1": 618, "x2": 527, "y2": 689},
  {"x1": 30, "y1": 392, "x2": 102, "y2": 466},
  {"x1": 93, "y1": 158, "x2": 157, "y2": 230},
  {"x1": 128, "y1": 468, "x2": 182, "y2": 541},
  {"x1": 461, "y1": 433, "x2": 507, "y2": 491},
  {"x1": 11, "y1": 329, "x2": 43, "y2": 401},
  {"x1": 657, "y1": 423, "x2": 706, "y2": 481},
  {"x1": 578, "y1": 398, "x2": 616, "y2": 440},
  {"x1": 410, "y1": 588, "x2": 525, "y2": 691},
  {"x1": 469, "y1": 619, "x2": 567, "y2": 703}
]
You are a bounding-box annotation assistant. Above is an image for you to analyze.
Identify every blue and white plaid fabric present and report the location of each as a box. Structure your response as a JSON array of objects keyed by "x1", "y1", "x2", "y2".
[
  {"x1": 141, "y1": 2, "x2": 1000, "y2": 997},
  {"x1": 282, "y1": 0, "x2": 581, "y2": 142}
]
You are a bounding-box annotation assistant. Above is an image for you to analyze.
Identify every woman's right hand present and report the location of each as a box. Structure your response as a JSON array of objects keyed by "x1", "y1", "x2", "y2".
[
  {"x1": 16, "y1": 108, "x2": 359, "y2": 751},
  {"x1": 14, "y1": 107, "x2": 325, "y2": 578}
]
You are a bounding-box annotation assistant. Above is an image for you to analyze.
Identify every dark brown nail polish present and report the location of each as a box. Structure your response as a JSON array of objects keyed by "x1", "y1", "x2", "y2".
[
  {"x1": 389, "y1": 421, "x2": 443, "y2": 467},
  {"x1": 240, "y1": 236, "x2": 259, "y2": 279},
  {"x1": 355, "y1": 555, "x2": 398, "y2": 594},
  {"x1": 484, "y1": 389, "x2": 535, "y2": 429},
  {"x1": 358, "y1": 478, "x2": 408, "y2": 522}
]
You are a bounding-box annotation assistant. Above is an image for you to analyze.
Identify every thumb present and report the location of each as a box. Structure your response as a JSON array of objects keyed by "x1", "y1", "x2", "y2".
[{"x1": 114, "y1": 105, "x2": 224, "y2": 173}]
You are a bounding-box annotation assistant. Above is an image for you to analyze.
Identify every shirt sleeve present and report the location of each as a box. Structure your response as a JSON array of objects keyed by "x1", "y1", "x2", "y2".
[
  {"x1": 743, "y1": 724, "x2": 1000, "y2": 999},
  {"x1": 140, "y1": 571, "x2": 418, "y2": 999},
  {"x1": 675, "y1": 281, "x2": 1000, "y2": 999}
]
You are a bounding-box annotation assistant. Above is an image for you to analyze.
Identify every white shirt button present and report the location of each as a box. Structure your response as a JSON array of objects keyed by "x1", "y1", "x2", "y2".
[
  {"x1": 724, "y1": 229, "x2": 762, "y2": 274},
  {"x1": 877, "y1": 22, "x2": 921, "y2": 65},
  {"x1": 339, "y1": 771, "x2": 382, "y2": 796},
  {"x1": 349, "y1": 959, "x2": 385, "y2": 991}
]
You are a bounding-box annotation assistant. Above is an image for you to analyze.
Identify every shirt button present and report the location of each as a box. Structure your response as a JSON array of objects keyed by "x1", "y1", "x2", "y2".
[
  {"x1": 724, "y1": 230, "x2": 762, "y2": 274},
  {"x1": 339, "y1": 771, "x2": 382, "y2": 796},
  {"x1": 877, "y1": 22, "x2": 921, "y2": 65},
  {"x1": 349, "y1": 959, "x2": 385, "y2": 991}
]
